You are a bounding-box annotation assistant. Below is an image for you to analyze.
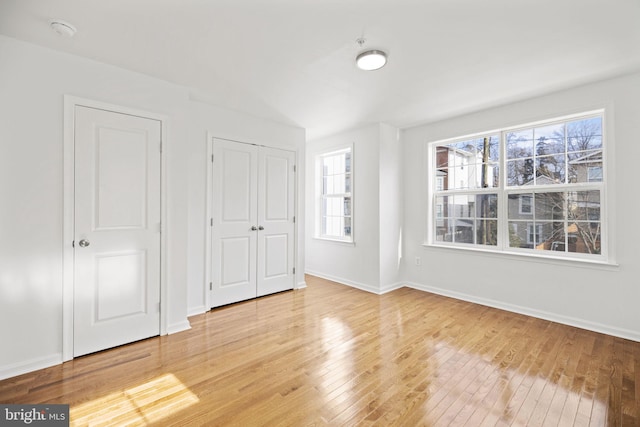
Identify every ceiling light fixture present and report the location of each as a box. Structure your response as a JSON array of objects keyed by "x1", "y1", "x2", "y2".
[
  {"x1": 355, "y1": 38, "x2": 387, "y2": 71},
  {"x1": 49, "y1": 20, "x2": 77, "y2": 37},
  {"x1": 356, "y1": 50, "x2": 387, "y2": 71}
]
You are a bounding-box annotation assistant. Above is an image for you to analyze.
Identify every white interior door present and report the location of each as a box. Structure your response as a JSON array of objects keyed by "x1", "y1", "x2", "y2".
[
  {"x1": 210, "y1": 139, "x2": 295, "y2": 308},
  {"x1": 257, "y1": 147, "x2": 295, "y2": 296},
  {"x1": 73, "y1": 106, "x2": 161, "y2": 357},
  {"x1": 211, "y1": 139, "x2": 258, "y2": 307}
]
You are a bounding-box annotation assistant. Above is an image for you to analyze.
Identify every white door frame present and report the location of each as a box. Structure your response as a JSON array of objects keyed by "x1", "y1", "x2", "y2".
[
  {"x1": 204, "y1": 134, "x2": 298, "y2": 310},
  {"x1": 62, "y1": 95, "x2": 168, "y2": 362}
]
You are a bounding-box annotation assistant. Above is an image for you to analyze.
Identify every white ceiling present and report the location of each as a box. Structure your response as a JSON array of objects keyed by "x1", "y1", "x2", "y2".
[{"x1": 1, "y1": 0, "x2": 639, "y2": 140}]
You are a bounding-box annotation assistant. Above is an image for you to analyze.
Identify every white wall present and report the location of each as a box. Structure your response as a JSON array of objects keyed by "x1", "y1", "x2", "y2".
[
  {"x1": 305, "y1": 125, "x2": 381, "y2": 291},
  {"x1": 0, "y1": 35, "x2": 305, "y2": 379},
  {"x1": 402, "y1": 71, "x2": 640, "y2": 340},
  {"x1": 378, "y1": 123, "x2": 403, "y2": 292},
  {"x1": 305, "y1": 123, "x2": 403, "y2": 293},
  {"x1": 186, "y1": 100, "x2": 305, "y2": 314},
  {"x1": 0, "y1": 35, "x2": 189, "y2": 378}
]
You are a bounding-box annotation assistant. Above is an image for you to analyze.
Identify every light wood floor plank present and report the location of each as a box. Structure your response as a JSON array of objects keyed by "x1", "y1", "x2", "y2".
[{"x1": 1, "y1": 274, "x2": 639, "y2": 426}]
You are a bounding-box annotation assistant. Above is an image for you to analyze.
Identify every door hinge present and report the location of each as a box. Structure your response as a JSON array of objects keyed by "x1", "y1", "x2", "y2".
[
  {"x1": 293, "y1": 165, "x2": 296, "y2": 172},
  {"x1": 210, "y1": 218, "x2": 213, "y2": 226},
  {"x1": 209, "y1": 282, "x2": 212, "y2": 290},
  {"x1": 293, "y1": 216, "x2": 295, "y2": 223},
  {"x1": 159, "y1": 141, "x2": 162, "y2": 153},
  {"x1": 293, "y1": 267, "x2": 296, "y2": 274},
  {"x1": 211, "y1": 154, "x2": 214, "y2": 163},
  {"x1": 72, "y1": 240, "x2": 75, "y2": 248}
]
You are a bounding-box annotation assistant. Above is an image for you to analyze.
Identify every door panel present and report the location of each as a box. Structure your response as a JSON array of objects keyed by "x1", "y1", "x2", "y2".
[
  {"x1": 264, "y1": 234, "x2": 288, "y2": 278},
  {"x1": 74, "y1": 106, "x2": 161, "y2": 357},
  {"x1": 95, "y1": 128, "x2": 148, "y2": 229},
  {"x1": 222, "y1": 149, "x2": 253, "y2": 222},
  {"x1": 257, "y1": 148, "x2": 295, "y2": 297},
  {"x1": 221, "y1": 237, "x2": 251, "y2": 286},
  {"x1": 95, "y1": 251, "x2": 147, "y2": 321},
  {"x1": 211, "y1": 139, "x2": 257, "y2": 307},
  {"x1": 264, "y1": 155, "x2": 289, "y2": 220}
]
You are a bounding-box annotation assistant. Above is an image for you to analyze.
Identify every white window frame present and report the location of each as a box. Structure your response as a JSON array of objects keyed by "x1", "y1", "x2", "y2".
[
  {"x1": 427, "y1": 110, "x2": 608, "y2": 263},
  {"x1": 315, "y1": 145, "x2": 354, "y2": 243}
]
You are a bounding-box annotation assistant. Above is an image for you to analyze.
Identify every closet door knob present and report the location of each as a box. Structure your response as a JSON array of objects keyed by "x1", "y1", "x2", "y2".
[
  {"x1": 251, "y1": 226, "x2": 258, "y2": 231},
  {"x1": 258, "y1": 226, "x2": 264, "y2": 230}
]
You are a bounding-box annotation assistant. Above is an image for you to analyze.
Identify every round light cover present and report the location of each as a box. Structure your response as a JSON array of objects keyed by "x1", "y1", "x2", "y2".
[
  {"x1": 50, "y1": 20, "x2": 77, "y2": 37},
  {"x1": 356, "y1": 50, "x2": 387, "y2": 71}
]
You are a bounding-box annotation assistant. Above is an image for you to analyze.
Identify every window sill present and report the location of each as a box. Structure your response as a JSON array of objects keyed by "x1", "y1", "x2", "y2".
[
  {"x1": 313, "y1": 236, "x2": 355, "y2": 246},
  {"x1": 422, "y1": 242, "x2": 619, "y2": 271}
]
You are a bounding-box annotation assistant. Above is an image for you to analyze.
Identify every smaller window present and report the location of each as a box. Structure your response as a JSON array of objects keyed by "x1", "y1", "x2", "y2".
[
  {"x1": 519, "y1": 195, "x2": 533, "y2": 215},
  {"x1": 317, "y1": 147, "x2": 353, "y2": 241},
  {"x1": 588, "y1": 166, "x2": 603, "y2": 182},
  {"x1": 527, "y1": 224, "x2": 544, "y2": 245}
]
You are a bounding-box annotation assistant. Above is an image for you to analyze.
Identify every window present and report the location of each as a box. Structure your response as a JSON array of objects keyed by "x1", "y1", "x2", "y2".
[
  {"x1": 588, "y1": 166, "x2": 603, "y2": 182},
  {"x1": 430, "y1": 112, "x2": 605, "y2": 260},
  {"x1": 317, "y1": 147, "x2": 352, "y2": 241},
  {"x1": 433, "y1": 135, "x2": 500, "y2": 246},
  {"x1": 526, "y1": 223, "x2": 543, "y2": 245},
  {"x1": 519, "y1": 195, "x2": 533, "y2": 215}
]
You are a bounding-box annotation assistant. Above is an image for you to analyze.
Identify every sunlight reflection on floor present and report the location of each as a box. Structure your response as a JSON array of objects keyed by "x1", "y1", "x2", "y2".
[{"x1": 70, "y1": 373, "x2": 198, "y2": 426}]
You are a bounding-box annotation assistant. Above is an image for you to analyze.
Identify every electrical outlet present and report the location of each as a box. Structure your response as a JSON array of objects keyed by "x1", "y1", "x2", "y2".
[{"x1": 415, "y1": 256, "x2": 422, "y2": 266}]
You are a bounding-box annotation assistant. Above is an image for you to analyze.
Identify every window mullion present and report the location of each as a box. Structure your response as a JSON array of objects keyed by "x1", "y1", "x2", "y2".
[{"x1": 498, "y1": 129, "x2": 508, "y2": 251}]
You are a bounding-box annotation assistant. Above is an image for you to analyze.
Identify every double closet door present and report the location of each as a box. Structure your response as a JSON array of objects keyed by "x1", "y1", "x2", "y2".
[{"x1": 211, "y1": 139, "x2": 295, "y2": 307}]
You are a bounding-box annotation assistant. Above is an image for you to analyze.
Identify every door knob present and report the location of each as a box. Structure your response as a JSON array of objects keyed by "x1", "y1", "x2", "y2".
[
  {"x1": 258, "y1": 226, "x2": 264, "y2": 230},
  {"x1": 251, "y1": 226, "x2": 258, "y2": 231},
  {"x1": 78, "y1": 239, "x2": 90, "y2": 248}
]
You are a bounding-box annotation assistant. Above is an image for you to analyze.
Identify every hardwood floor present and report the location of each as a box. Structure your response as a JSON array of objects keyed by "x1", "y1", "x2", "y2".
[{"x1": 1, "y1": 275, "x2": 639, "y2": 426}]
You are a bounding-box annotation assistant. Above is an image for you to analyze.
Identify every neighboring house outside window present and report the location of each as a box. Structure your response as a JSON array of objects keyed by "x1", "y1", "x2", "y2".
[
  {"x1": 430, "y1": 112, "x2": 605, "y2": 260},
  {"x1": 317, "y1": 147, "x2": 353, "y2": 242}
]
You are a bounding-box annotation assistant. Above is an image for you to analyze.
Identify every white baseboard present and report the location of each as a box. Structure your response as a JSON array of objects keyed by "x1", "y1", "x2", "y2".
[
  {"x1": 0, "y1": 353, "x2": 62, "y2": 381},
  {"x1": 380, "y1": 282, "x2": 404, "y2": 294},
  {"x1": 305, "y1": 271, "x2": 404, "y2": 295},
  {"x1": 295, "y1": 272, "x2": 640, "y2": 342},
  {"x1": 305, "y1": 270, "x2": 381, "y2": 294},
  {"x1": 296, "y1": 280, "x2": 307, "y2": 289},
  {"x1": 166, "y1": 320, "x2": 191, "y2": 335},
  {"x1": 187, "y1": 305, "x2": 207, "y2": 317},
  {"x1": 405, "y1": 281, "x2": 640, "y2": 343}
]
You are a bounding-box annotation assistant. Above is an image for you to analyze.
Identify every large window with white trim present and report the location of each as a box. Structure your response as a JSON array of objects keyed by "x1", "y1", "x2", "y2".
[
  {"x1": 430, "y1": 112, "x2": 605, "y2": 260},
  {"x1": 317, "y1": 147, "x2": 353, "y2": 241}
]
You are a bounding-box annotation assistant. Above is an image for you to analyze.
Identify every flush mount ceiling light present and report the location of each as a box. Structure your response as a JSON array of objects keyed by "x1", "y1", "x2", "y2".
[
  {"x1": 49, "y1": 20, "x2": 77, "y2": 37},
  {"x1": 355, "y1": 37, "x2": 387, "y2": 71},
  {"x1": 356, "y1": 50, "x2": 387, "y2": 71}
]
